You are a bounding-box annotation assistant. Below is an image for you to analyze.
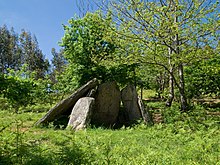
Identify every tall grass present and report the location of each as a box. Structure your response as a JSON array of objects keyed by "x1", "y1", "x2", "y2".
[{"x1": 0, "y1": 103, "x2": 219, "y2": 165}]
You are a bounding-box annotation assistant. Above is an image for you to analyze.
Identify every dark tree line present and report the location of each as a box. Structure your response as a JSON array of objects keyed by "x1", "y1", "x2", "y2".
[
  {"x1": 0, "y1": 25, "x2": 67, "y2": 81},
  {"x1": 0, "y1": 25, "x2": 50, "y2": 79},
  {"x1": 0, "y1": 25, "x2": 67, "y2": 112}
]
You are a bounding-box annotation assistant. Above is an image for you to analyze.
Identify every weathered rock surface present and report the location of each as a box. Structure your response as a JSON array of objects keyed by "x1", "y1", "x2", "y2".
[
  {"x1": 67, "y1": 97, "x2": 95, "y2": 130},
  {"x1": 86, "y1": 88, "x2": 97, "y2": 97},
  {"x1": 121, "y1": 85, "x2": 142, "y2": 122},
  {"x1": 92, "y1": 82, "x2": 121, "y2": 126},
  {"x1": 35, "y1": 78, "x2": 98, "y2": 126}
]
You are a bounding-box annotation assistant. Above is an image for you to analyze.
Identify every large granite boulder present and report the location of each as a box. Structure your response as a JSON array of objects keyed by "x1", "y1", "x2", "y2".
[
  {"x1": 35, "y1": 78, "x2": 98, "y2": 126},
  {"x1": 91, "y1": 82, "x2": 121, "y2": 126},
  {"x1": 121, "y1": 85, "x2": 142, "y2": 122},
  {"x1": 67, "y1": 97, "x2": 95, "y2": 130}
]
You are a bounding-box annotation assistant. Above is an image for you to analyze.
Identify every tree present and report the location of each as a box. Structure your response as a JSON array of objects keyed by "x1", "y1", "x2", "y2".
[
  {"x1": 0, "y1": 25, "x2": 22, "y2": 74},
  {"x1": 0, "y1": 26, "x2": 53, "y2": 110},
  {"x1": 61, "y1": 11, "x2": 145, "y2": 89},
  {"x1": 50, "y1": 48, "x2": 67, "y2": 87},
  {"x1": 76, "y1": 0, "x2": 95, "y2": 17},
  {"x1": 19, "y1": 30, "x2": 49, "y2": 79},
  {"x1": 51, "y1": 48, "x2": 66, "y2": 74},
  {"x1": 185, "y1": 46, "x2": 220, "y2": 98},
  {"x1": 0, "y1": 67, "x2": 34, "y2": 113},
  {"x1": 61, "y1": 12, "x2": 117, "y2": 86},
  {"x1": 0, "y1": 25, "x2": 10, "y2": 74},
  {"x1": 0, "y1": 26, "x2": 49, "y2": 78},
  {"x1": 98, "y1": 0, "x2": 219, "y2": 111}
]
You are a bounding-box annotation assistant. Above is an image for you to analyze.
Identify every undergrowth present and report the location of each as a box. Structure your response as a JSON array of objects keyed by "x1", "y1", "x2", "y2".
[{"x1": 0, "y1": 104, "x2": 220, "y2": 165}]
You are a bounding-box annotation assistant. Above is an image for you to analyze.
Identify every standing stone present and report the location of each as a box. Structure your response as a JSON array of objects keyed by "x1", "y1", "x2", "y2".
[
  {"x1": 35, "y1": 78, "x2": 98, "y2": 126},
  {"x1": 121, "y1": 85, "x2": 142, "y2": 122},
  {"x1": 92, "y1": 82, "x2": 121, "y2": 126},
  {"x1": 67, "y1": 97, "x2": 95, "y2": 130}
]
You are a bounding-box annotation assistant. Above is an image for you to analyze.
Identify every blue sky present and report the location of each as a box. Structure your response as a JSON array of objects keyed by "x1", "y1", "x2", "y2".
[{"x1": 0, "y1": 0, "x2": 91, "y2": 61}]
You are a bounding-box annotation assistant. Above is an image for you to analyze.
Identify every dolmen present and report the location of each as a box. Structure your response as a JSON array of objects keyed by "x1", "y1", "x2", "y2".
[{"x1": 35, "y1": 78, "x2": 152, "y2": 130}]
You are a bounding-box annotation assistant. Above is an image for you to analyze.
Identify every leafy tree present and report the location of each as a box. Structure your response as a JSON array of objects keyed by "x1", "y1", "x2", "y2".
[
  {"x1": 0, "y1": 67, "x2": 34, "y2": 113},
  {"x1": 61, "y1": 12, "x2": 116, "y2": 86},
  {"x1": 0, "y1": 65, "x2": 54, "y2": 112},
  {"x1": 0, "y1": 26, "x2": 52, "y2": 111},
  {"x1": 61, "y1": 11, "x2": 145, "y2": 89},
  {"x1": 98, "y1": 0, "x2": 219, "y2": 111},
  {"x1": 185, "y1": 48, "x2": 220, "y2": 98}
]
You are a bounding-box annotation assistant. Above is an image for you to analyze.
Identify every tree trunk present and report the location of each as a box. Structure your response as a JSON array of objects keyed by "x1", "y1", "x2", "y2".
[
  {"x1": 166, "y1": 47, "x2": 174, "y2": 107},
  {"x1": 172, "y1": 0, "x2": 188, "y2": 112},
  {"x1": 178, "y1": 63, "x2": 188, "y2": 112},
  {"x1": 166, "y1": 66, "x2": 174, "y2": 107},
  {"x1": 156, "y1": 71, "x2": 166, "y2": 99},
  {"x1": 140, "y1": 87, "x2": 143, "y2": 100}
]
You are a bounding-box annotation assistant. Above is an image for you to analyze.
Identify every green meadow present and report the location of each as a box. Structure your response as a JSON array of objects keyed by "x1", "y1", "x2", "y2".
[{"x1": 1, "y1": 100, "x2": 219, "y2": 165}]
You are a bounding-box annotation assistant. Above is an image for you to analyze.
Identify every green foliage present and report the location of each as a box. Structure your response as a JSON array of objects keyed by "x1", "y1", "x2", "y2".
[
  {"x1": 19, "y1": 30, "x2": 49, "y2": 79},
  {"x1": 31, "y1": 77, "x2": 55, "y2": 105},
  {"x1": 0, "y1": 66, "x2": 55, "y2": 112},
  {"x1": 61, "y1": 12, "x2": 115, "y2": 86},
  {"x1": 1, "y1": 70, "x2": 34, "y2": 112},
  {"x1": 50, "y1": 48, "x2": 66, "y2": 85},
  {"x1": 61, "y1": 11, "x2": 143, "y2": 88},
  {"x1": 185, "y1": 53, "x2": 220, "y2": 98},
  {"x1": 0, "y1": 25, "x2": 49, "y2": 78},
  {"x1": 0, "y1": 111, "x2": 90, "y2": 165},
  {"x1": 100, "y1": 0, "x2": 220, "y2": 111},
  {"x1": 51, "y1": 48, "x2": 66, "y2": 74},
  {"x1": 0, "y1": 105, "x2": 219, "y2": 164}
]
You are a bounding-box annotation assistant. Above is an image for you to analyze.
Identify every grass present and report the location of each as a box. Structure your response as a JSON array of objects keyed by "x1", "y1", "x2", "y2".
[
  {"x1": 0, "y1": 106, "x2": 220, "y2": 165},
  {"x1": 138, "y1": 89, "x2": 157, "y2": 99}
]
